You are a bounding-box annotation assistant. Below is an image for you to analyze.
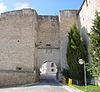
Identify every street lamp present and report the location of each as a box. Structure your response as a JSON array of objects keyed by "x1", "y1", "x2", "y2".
[{"x1": 79, "y1": 59, "x2": 87, "y2": 92}]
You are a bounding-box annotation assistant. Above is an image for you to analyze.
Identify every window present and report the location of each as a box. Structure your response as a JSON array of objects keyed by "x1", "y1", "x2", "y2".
[
  {"x1": 51, "y1": 63, "x2": 54, "y2": 67},
  {"x1": 51, "y1": 69, "x2": 54, "y2": 72},
  {"x1": 83, "y1": 18, "x2": 84, "y2": 21},
  {"x1": 17, "y1": 40, "x2": 19, "y2": 42},
  {"x1": 16, "y1": 67, "x2": 22, "y2": 70},
  {"x1": 86, "y1": 0, "x2": 88, "y2": 7},
  {"x1": 46, "y1": 44, "x2": 51, "y2": 46},
  {"x1": 39, "y1": 41, "x2": 42, "y2": 43}
]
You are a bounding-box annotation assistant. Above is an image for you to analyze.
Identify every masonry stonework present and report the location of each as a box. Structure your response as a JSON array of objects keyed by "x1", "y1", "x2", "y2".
[
  {"x1": 59, "y1": 10, "x2": 78, "y2": 70},
  {"x1": 0, "y1": 9, "x2": 38, "y2": 86},
  {"x1": 37, "y1": 15, "x2": 60, "y2": 69},
  {"x1": 0, "y1": 0, "x2": 100, "y2": 86}
]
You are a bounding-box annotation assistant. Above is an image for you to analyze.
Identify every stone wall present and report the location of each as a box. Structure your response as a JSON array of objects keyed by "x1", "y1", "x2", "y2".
[
  {"x1": 37, "y1": 15, "x2": 60, "y2": 49},
  {"x1": 37, "y1": 15, "x2": 60, "y2": 69},
  {"x1": 59, "y1": 10, "x2": 78, "y2": 70},
  {"x1": 37, "y1": 49, "x2": 60, "y2": 69},
  {"x1": 0, "y1": 9, "x2": 37, "y2": 86},
  {"x1": 0, "y1": 71, "x2": 34, "y2": 87},
  {"x1": 1, "y1": 1, "x2": 99, "y2": 85}
]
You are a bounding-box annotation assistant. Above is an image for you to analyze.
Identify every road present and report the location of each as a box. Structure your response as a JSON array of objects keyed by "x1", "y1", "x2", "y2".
[{"x1": 0, "y1": 73, "x2": 69, "y2": 92}]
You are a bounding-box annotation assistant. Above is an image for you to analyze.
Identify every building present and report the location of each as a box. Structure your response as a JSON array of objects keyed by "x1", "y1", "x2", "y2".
[
  {"x1": 40, "y1": 61, "x2": 57, "y2": 74},
  {"x1": 0, "y1": 0, "x2": 100, "y2": 86}
]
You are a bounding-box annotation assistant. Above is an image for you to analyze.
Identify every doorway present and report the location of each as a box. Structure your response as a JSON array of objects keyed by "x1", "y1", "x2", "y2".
[{"x1": 40, "y1": 61, "x2": 57, "y2": 81}]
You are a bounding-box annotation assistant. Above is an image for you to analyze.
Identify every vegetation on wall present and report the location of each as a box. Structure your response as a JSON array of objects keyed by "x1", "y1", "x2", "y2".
[
  {"x1": 66, "y1": 24, "x2": 86, "y2": 82},
  {"x1": 87, "y1": 12, "x2": 100, "y2": 81}
]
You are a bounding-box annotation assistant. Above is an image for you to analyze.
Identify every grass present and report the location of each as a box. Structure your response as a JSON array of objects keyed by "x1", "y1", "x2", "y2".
[
  {"x1": 73, "y1": 84, "x2": 100, "y2": 92},
  {"x1": 88, "y1": 85, "x2": 100, "y2": 90}
]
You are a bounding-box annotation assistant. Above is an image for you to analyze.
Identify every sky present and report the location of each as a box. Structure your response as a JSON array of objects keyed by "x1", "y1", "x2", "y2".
[{"x1": 0, "y1": 0, "x2": 83, "y2": 15}]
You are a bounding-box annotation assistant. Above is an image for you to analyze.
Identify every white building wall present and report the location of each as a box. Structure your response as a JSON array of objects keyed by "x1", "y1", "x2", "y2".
[
  {"x1": 40, "y1": 62, "x2": 57, "y2": 74},
  {"x1": 78, "y1": 0, "x2": 100, "y2": 46},
  {"x1": 78, "y1": 0, "x2": 100, "y2": 85}
]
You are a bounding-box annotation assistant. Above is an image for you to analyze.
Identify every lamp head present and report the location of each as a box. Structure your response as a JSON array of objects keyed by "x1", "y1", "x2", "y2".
[{"x1": 79, "y1": 59, "x2": 84, "y2": 65}]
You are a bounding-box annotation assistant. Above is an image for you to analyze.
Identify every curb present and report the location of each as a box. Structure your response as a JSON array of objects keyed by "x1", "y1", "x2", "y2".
[
  {"x1": 20, "y1": 82, "x2": 39, "y2": 87},
  {"x1": 58, "y1": 82, "x2": 83, "y2": 92}
]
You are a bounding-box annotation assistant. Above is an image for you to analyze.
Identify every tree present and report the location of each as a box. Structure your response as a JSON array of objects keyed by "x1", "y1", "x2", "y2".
[
  {"x1": 88, "y1": 12, "x2": 100, "y2": 80},
  {"x1": 67, "y1": 24, "x2": 86, "y2": 82}
]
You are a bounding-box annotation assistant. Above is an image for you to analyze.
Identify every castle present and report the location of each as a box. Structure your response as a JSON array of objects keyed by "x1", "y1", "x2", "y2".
[{"x1": 0, "y1": 0, "x2": 100, "y2": 86}]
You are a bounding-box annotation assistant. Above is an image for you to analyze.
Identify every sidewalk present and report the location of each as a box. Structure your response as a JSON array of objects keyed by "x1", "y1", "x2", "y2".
[{"x1": 59, "y1": 82, "x2": 83, "y2": 92}]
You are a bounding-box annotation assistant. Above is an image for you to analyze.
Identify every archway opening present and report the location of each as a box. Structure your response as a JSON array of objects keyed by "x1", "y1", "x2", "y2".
[{"x1": 40, "y1": 61, "x2": 58, "y2": 81}]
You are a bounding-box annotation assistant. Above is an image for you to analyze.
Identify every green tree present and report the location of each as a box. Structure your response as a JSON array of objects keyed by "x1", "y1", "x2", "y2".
[
  {"x1": 67, "y1": 24, "x2": 86, "y2": 82},
  {"x1": 88, "y1": 12, "x2": 100, "y2": 80}
]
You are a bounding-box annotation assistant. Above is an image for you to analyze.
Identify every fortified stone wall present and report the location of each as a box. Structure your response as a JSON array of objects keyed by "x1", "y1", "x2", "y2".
[
  {"x1": 0, "y1": 9, "x2": 38, "y2": 86},
  {"x1": 59, "y1": 10, "x2": 78, "y2": 70},
  {"x1": 37, "y1": 15, "x2": 60, "y2": 68},
  {"x1": 1, "y1": 0, "x2": 98, "y2": 85}
]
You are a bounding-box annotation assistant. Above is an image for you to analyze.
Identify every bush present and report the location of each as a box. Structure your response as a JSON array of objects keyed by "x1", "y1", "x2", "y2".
[{"x1": 61, "y1": 69, "x2": 71, "y2": 78}]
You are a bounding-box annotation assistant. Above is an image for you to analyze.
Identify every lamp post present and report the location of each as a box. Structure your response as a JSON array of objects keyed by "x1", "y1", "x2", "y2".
[{"x1": 79, "y1": 59, "x2": 87, "y2": 92}]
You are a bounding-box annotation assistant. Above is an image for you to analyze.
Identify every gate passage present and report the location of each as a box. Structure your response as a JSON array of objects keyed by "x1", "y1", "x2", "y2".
[{"x1": 40, "y1": 61, "x2": 57, "y2": 80}]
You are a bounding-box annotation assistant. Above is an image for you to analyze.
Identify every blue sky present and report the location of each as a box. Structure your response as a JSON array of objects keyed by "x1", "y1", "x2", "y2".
[{"x1": 0, "y1": 0, "x2": 83, "y2": 15}]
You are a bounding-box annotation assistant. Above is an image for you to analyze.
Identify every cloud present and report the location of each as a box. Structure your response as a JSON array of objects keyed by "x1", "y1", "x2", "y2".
[
  {"x1": 0, "y1": 2, "x2": 7, "y2": 13},
  {"x1": 14, "y1": 2, "x2": 29, "y2": 10}
]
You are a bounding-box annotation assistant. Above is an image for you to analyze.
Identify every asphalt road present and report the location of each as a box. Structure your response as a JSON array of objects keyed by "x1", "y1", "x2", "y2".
[{"x1": 0, "y1": 73, "x2": 69, "y2": 92}]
